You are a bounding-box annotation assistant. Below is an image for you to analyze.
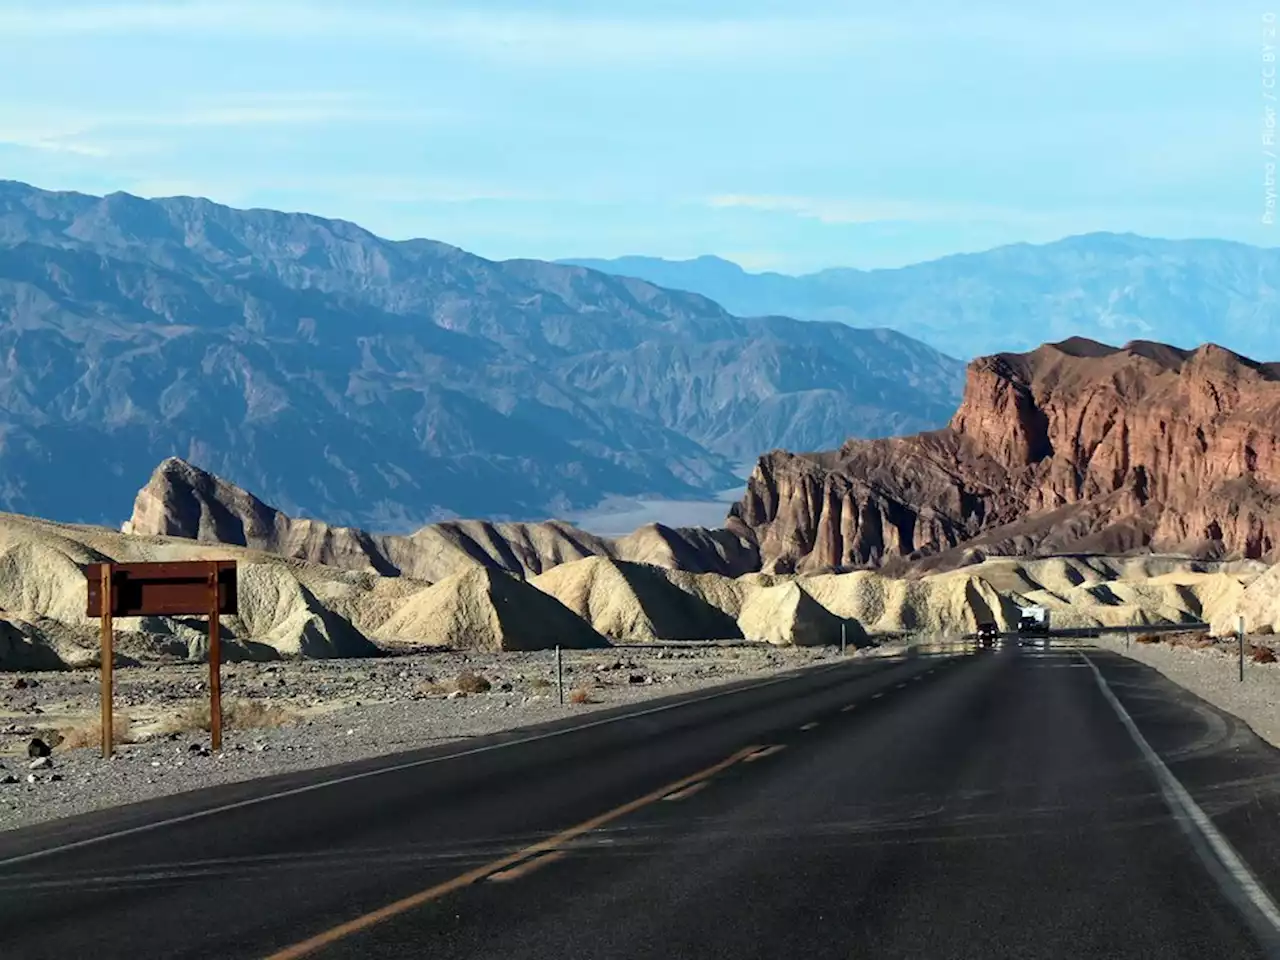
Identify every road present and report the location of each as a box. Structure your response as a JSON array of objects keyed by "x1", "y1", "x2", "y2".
[{"x1": 4, "y1": 644, "x2": 1280, "y2": 959}]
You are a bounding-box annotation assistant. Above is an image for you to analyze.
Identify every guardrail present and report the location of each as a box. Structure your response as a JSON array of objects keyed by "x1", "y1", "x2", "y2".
[{"x1": 962, "y1": 621, "x2": 1211, "y2": 642}]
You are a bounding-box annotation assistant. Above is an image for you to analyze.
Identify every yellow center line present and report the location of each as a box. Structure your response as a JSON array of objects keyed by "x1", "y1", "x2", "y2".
[
  {"x1": 485, "y1": 850, "x2": 567, "y2": 884},
  {"x1": 263, "y1": 744, "x2": 764, "y2": 960},
  {"x1": 661, "y1": 780, "x2": 711, "y2": 802},
  {"x1": 742, "y1": 744, "x2": 787, "y2": 763}
]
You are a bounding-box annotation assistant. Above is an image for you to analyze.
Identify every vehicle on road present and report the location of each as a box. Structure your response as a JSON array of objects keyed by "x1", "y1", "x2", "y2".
[
  {"x1": 1017, "y1": 605, "x2": 1050, "y2": 635},
  {"x1": 976, "y1": 622, "x2": 999, "y2": 648}
]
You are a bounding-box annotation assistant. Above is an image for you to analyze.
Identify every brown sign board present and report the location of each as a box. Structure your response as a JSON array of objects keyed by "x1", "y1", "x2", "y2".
[{"x1": 83, "y1": 561, "x2": 238, "y2": 617}]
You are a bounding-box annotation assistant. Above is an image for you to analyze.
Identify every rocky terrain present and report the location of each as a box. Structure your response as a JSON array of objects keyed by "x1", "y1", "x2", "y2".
[
  {"x1": 730, "y1": 338, "x2": 1280, "y2": 573},
  {"x1": 124, "y1": 456, "x2": 759, "y2": 579},
  {"x1": 0, "y1": 482, "x2": 1268, "y2": 673},
  {"x1": 565, "y1": 234, "x2": 1280, "y2": 360},
  {"x1": 0, "y1": 644, "x2": 846, "y2": 831},
  {"x1": 0, "y1": 180, "x2": 962, "y2": 529}
]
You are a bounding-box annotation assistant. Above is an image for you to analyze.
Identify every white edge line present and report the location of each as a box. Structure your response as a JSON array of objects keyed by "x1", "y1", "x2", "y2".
[
  {"x1": 0, "y1": 658, "x2": 858, "y2": 868},
  {"x1": 1082, "y1": 652, "x2": 1280, "y2": 947}
]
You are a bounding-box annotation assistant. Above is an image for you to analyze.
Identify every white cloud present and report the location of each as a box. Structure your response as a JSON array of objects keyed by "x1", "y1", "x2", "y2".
[
  {"x1": 705, "y1": 194, "x2": 1010, "y2": 225},
  {"x1": 0, "y1": 3, "x2": 1248, "y2": 63},
  {"x1": 704, "y1": 193, "x2": 1265, "y2": 238},
  {"x1": 0, "y1": 130, "x2": 112, "y2": 157},
  {"x1": 0, "y1": 94, "x2": 437, "y2": 162}
]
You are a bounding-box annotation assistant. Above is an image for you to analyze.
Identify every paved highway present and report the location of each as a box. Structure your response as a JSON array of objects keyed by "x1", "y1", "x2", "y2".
[{"x1": 4, "y1": 645, "x2": 1280, "y2": 959}]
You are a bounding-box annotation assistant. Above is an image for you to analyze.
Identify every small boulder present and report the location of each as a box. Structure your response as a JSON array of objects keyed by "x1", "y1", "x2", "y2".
[
  {"x1": 26, "y1": 738, "x2": 51, "y2": 759},
  {"x1": 28, "y1": 756, "x2": 53, "y2": 770},
  {"x1": 628, "y1": 674, "x2": 646, "y2": 684},
  {"x1": 12, "y1": 678, "x2": 28, "y2": 690}
]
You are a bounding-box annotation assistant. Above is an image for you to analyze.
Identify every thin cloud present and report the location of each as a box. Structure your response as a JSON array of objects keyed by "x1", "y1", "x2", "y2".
[
  {"x1": 705, "y1": 195, "x2": 997, "y2": 225},
  {"x1": 0, "y1": 3, "x2": 1246, "y2": 62}
]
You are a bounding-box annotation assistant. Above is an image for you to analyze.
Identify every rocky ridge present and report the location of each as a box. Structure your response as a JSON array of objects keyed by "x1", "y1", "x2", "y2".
[
  {"x1": 125, "y1": 456, "x2": 760, "y2": 580},
  {"x1": 729, "y1": 338, "x2": 1280, "y2": 572}
]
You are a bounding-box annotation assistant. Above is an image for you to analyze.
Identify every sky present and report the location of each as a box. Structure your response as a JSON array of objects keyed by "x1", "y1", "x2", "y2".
[{"x1": 0, "y1": 0, "x2": 1273, "y2": 272}]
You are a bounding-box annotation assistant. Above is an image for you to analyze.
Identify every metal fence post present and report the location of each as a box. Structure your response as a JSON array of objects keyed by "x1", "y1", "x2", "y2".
[
  {"x1": 555, "y1": 645, "x2": 564, "y2": 705},
  {"x1": 1239, "y1": 615, "x2": 1246, "y2": 683},
  {"x1": 841, "y1": 621, "x2": 847, "y2": 656}
]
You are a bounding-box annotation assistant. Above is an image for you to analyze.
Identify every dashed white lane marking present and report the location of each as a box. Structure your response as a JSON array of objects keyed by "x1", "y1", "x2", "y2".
[
  {"x1": 840, "y1": 704, "x2": 858, "y2": 713},
  {"x1": 799, "y1": 722, "x2": 819, "y2": 731},
  {"x1": 895, "y1": 682, "x2": 907, "y2": 689},
  {"x1": 1083, "y1": 653, "x2": 1280, "y2": 951},
  {"x1": 871, "y1": 692, "x2": 884, "y2": 700}
]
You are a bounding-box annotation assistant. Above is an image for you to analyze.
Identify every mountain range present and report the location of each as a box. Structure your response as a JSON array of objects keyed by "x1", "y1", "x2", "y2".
[
  {"x1": 564, "y1": 234, "x2": 1280, "y2": 360},
  {"x1": 0, "y1": 181, "x2": 962, "y2": 529}
]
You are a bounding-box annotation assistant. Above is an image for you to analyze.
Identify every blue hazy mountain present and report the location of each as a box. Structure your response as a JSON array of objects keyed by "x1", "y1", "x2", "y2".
[
  {"x1": 564, "y1": 234, "x2": 1280, "y2": 360},
  {"x1": 0, "y1": 181, "x2": 963, "y2": 529}
]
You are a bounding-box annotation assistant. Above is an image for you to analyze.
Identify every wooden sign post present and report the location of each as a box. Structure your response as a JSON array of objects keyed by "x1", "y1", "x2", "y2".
[
  {"x1": 84, "y1": 560, "x2": 238, "y2": 757},
  {"x1": 100, "y1": 564, "x2": 114, "y2": 759}
]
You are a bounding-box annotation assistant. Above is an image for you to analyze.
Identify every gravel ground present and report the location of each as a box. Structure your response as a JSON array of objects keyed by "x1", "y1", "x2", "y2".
[
  {"x1": 0, "y1": 644, "x2": 858, "y2": 833},
  {"x1": 1091, "y1": 634, "x2": 1280, "y2": 748}
]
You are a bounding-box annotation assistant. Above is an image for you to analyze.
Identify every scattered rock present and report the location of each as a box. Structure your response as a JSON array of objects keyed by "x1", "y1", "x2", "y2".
[
  {"x1": 447, "y1": 690, "x2": 467, "y2": 700},
  {"x1": 12, "y1": 678, "x2": 27, "y2": 689},
  {"x1": 26, "y1": 737, "x2": 51, "y2": 759},
  {"x1": 49, "y1": 773, "x2": 63, "y2": 782},
  {"x1": 28, "y1": 756, "x2": 52, "y2": 770},
  {"x1": 0, "y1": 774, "x2": 17, "y2": 785},
  {"x1": 628, "y1": 674, "x2": 646, "y2": 684},
  {"x1": 25, "y1": 774, "x2": 36, "y2": 784}
]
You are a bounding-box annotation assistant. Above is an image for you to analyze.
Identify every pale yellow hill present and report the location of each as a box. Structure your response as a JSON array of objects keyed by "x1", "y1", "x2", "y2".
[
  {"x1": 375, "y1": 567, "x2": 609, "y2": 652},
  {"x1": 530, "y1": 557, "x2": 739, "y2": 642},
  {"x1": 738, "y1": 582, "x2": 842, "y2": 647},
  {"x1": 0, "y1": 512, "x2": 377, "y2": 667}
]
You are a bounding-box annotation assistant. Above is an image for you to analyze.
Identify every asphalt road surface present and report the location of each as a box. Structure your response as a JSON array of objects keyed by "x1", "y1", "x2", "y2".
[{"x1": 5, "y1": 644, "x2": 1280, "y2": 959}]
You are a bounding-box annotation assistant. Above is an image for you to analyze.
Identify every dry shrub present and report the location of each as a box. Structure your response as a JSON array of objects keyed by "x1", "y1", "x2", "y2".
[
  {"x1": 454, "y1": 670, "x2": 491, "y2": 694},
  {"x1": 567, "y1": 686, "x2": 592, "y2": 705},
  {"x1": 159, "y1": 699, "x2": 295, "y2": 735},
  {"x1": 60, "y1": 714, "x2": 134, "y2": 749},
  {"x1": 1250, "y1": 644, "x2": 1278, "y2": 664},
  {"x1": 527, "y1": 677, "x2": 553, "y2": 692},
  {"x1": 416, "y1": 679, "x2": 449, "y2": 696},
  {"x1": 1168, "y1": 632, "x2": 1213, "y2": 650},
  {"x1": 1134, "y1": 633, "x2": 1162, "y2": 645}
]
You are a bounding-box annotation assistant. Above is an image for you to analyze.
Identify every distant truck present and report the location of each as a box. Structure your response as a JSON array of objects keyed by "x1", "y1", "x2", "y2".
[{"x1": 1017, "y1": 606, "x2": 1051, "y2": 635}]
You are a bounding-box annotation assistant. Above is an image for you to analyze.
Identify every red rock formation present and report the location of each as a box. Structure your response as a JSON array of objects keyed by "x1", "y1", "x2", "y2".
[{"x1": 728, "y1": 338, "x2": 1280, "y2": 572}]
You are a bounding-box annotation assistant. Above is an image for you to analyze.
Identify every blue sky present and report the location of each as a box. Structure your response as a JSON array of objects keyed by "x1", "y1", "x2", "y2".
[{"x1": 0, "y1": 1, "x2": 1272, "y2": 271}]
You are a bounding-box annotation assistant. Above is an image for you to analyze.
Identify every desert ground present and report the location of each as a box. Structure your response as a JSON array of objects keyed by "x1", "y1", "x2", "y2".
[{"x1": 0, "y1": 643, "x2": 875, "y2": 831}]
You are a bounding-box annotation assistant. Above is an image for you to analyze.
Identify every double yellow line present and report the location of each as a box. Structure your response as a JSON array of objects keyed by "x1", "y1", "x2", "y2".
[{"x1": 265, "y1": 743, "x2": 767, "y2": 959}]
